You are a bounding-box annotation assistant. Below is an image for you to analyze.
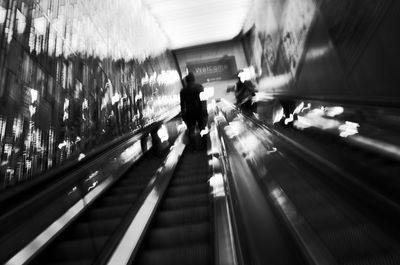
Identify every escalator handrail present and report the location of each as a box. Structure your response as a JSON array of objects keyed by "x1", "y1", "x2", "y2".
[
  {"x1": 213, "y1": 110, "x2": 298, "y2": 265},
  {"x1": 208, "y1": 118, "x2": 242, "y2": 265}
]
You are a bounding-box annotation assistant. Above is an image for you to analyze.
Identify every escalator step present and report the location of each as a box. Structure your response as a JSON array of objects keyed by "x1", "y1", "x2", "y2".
[
  {"x1": 38, "y1": 259, "x2": 92, "y2": 265},
  {"x1": 177, "y1": 161, "x2": 208, "y2": 167},
  {"x1": 120, "y1": 175, "x2": 154, "y2": 185},
  {"x1": 277, "y1": 178, "x2": 311, "y2": 193},
  {"x1": 81, "y1": 205, "x2": 130, "y2": 220},
  {"x1": 137, "y1": 244, "x2": 211, "y2": 265},
  {"x1": 320, "y1": 225, "x2": 389, "y2": 260},
  {"x1": 289, "y1": 191, "x2": 329, "y2": 212},
  {"x1": 154, "y1": 206, "x2": 209, "y2": 227},
  {"x1": 41, "y1": 236, "x2": 108, "y2": 261},
  {"x1": 344, "y1": 251, "x2": 400, "y2": 265},
  {"x1": 170, "y1": 175, "x2": 209, "y2": 186},
  {"x1": 99, "y1": 193, "x2": 138, "y2": 206},
  {"x1": 144, "y1": 222, "x2": 210, "y2": 249},
  {"x1": 301, "y1": 206, "x2": 352, "y2": 231},
  {"x1": 166, "y1": 184, "x2": 209, "y2": 197},
  {"x1": 173, "y1": 168, "x2": 210, "y2": 178},
  {"x1": 109, "y1": 185, "x2": 145, "y2": 195},
  {"x1": 161, "y1": 194, "x2": 209, "y2": 210},
  {"x1": 63, "y1": 218, "x2": 120, "y2": 239}
]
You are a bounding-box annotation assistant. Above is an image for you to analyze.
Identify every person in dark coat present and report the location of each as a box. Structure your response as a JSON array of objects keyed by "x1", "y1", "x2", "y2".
[
  {"x1": 234, "y1": 72, "x2": 256, "y2": 114},
  {"x1": 180, "y1": 72, "x2": 207, "y2": 149}
]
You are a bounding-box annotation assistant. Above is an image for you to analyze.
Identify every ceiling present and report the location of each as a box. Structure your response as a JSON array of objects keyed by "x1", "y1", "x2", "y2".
[{"x1": 143, "y1": 0, "x2": 254, "y2": 50}]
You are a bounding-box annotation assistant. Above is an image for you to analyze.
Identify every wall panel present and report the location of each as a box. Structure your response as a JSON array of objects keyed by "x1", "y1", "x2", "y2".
[
  {"x1": 0, "y1": 0, "x2": 181, "y2": 189},
  {"x1": 174, "y1": 40, "x2": 248, "y2": 102}
]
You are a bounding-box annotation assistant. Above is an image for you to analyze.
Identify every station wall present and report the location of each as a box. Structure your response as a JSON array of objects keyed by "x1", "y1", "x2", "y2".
[
  {"x1": 244, "y1": 0, "x2": 399, "y2": 106},
  {"x1": 0, "y1": 0, "x2": 180, "y2": 189},
  {"x1": 174, "y1": 40, "x2": 248, "y2": 103}
]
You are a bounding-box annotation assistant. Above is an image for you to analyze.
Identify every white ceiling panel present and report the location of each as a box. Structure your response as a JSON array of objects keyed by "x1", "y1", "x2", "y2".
[{"x1": 143, "y1": 0, "x2": 253, "y2": 49}]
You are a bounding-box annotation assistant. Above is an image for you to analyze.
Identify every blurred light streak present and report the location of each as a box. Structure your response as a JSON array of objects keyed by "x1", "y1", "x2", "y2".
[
  {"x1": 305, "y1": 45, "x2": 331, "y2": 60},
  {"x1": 273, "y1": 107, "x2": 284, "y2": 124},
  {"x1": 30, "y1": 88, "x2": 38, "y2": 103},
  {"x1": 339, "y1": 121, "x2": 359, "y2": 138},
  {"x1": 78, "y1": 153, "x2": 86, "y2": 161},
  {"x1": 177, "y1": 123, "x2": 187, "y2": 133},
  {"x1": 258, "y1": 73, "x2": 292, "y2": 91},
  {"x1": 120, "y1": 141, "x2": 142, "y2": 163},
  {"x1": 294, "y1": 108, "x2": 341, "y2": 130},
  {"x1": 0, "y1": 6, "x2": 6, "y2": 24},
  {"x1": 209, "y1": 173, "x2": 225, "y2": 197},
  {"x1": 200, "y1": 86, "x2": 214, "y2": 101},
  {"x1": 88, "y1": 181, "x2": 98, "y2": 192},
  {"x1": 157, "y1": 125, "x2": 169, "y2": 143},
  {"x1": 284, "y1": 114, "x2": 294, "y2": 125},
  {"x1": 325, "y1": 106, "x2": 344, "y2": 117},
  {"x1": 293, "y1": 102, "x2": 304, "y2": 114},
  {"x1": 16, "y1": 10, "x2": 26, "y2": 34},
  {"x1": 200, "y1": 127, "x2": 209, "y2": 137},
  {"x1": 350, "y1": 135, "x2": 400, "y2": 160}
]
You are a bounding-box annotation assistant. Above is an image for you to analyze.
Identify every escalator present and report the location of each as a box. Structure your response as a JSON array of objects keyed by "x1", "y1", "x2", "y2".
[
  {"x1": 273, "y1": 123, "x2": 400, "y2": 233},
  {"x1": 263, "y1": 149, "x2": 400, "y2": 265},
  {"x1": 29, "y1": 151, "x2": 167, "y2": 265},
  {"x1": 27, "y1": 144, "x2": 213, "y2": 265},
  {"x1": 217, "y1": 101, "x2": 400, "y2": 265},
  {"x1": 132, "y1": 149, "x2": 212, "y2": 265}
]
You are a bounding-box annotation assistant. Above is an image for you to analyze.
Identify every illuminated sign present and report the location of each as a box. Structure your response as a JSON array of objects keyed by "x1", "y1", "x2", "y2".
[{"x1": 186, "y1": 56, "x2": 237, "y2": 84}]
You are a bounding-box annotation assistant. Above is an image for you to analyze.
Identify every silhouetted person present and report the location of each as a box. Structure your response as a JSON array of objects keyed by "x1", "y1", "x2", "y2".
[
  {"x1": 234, "y1": 71, "x2": 256, "y2": 115},
  {"x1": 180, "y1": 72, "x2": 207, "y2": 150}
]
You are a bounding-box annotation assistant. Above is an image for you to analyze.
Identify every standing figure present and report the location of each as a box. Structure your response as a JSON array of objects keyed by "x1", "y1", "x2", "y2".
[
  {"x1": 234, "y1": 71, "x2": 256, "y2": 115},
  {"x1": 180, "y1": 72, "x2": 207, "y2": 150}
]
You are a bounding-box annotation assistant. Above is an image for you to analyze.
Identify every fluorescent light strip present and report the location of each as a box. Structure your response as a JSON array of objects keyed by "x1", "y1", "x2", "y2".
[{"x1": 6, "y1": 178, "x2": 112, "y2": 265}]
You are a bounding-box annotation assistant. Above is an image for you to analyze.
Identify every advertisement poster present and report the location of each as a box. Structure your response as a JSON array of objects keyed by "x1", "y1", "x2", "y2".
[
  {"x1": 256, "y1": 4, "x2": 280, "y2": 77},
  {"x1": 251, "y1": 0, "x2": 316, "y2": 80},
  {"x1": 280, "y1": 0, "x2": 316, "y2": 78}
]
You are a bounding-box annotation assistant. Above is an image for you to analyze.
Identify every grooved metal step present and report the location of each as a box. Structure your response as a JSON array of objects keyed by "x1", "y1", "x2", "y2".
[
  {"x1": 137, "y1": 244, "x2": 211, "y2": 265},
  {"x1": 134, "y1": 150, "x2": 212, "y2": 265}
]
